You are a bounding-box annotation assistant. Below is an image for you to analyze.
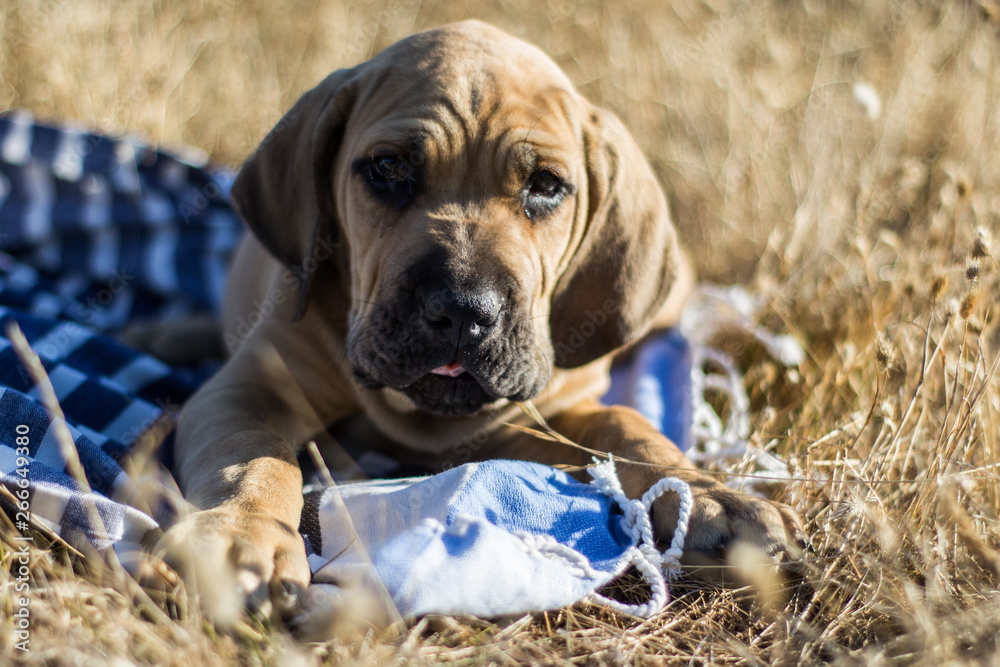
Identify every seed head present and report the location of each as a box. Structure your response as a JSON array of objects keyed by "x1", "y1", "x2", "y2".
[
  {"x1": 960, "y1": 291, "x2": 978, "y2": 319},
  {"x1": 930, "y1": 274, "x2": 948, "y2": 301},
  {"x1": 944, "y1": 299, "x2": 958, "y2": 322},
  {"x1": 874, "y1": 332, "x2": 896, "y2": 370},
  {"x1": 972, "y1": 227, "x2": 993, "y2": 260},
  {"x1": 955, "y1": 176, "x2": 972, "y2": 201},
  {"x1": 966, "y1": 257, "x2": 981, "y2": 284}
]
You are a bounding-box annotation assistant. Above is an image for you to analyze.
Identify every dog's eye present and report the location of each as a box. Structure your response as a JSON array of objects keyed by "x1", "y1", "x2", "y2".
[
  {"x1": 353, "y1": 154, "x2": 417, "y2": 209},
  {"x1": 372, "y1": 156, "x2": 410, "y2": 184},
  {"x1": 529, "y1": 170, "x2": 562, "y2": 198},
  {"x1": 523, "y1": 169, "x2": 567, "y2": 221}
]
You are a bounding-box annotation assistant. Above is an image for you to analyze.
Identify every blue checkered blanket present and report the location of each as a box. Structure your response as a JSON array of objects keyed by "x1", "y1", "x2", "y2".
[
  {"x1": 0, "y1": 111, "x2": 242, "y2": 562},
  {"x1": 0, "y1": 113, "x2": 696, "y2": 619}
]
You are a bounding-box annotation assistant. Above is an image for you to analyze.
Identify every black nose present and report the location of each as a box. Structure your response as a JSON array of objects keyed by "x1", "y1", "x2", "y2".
[{"x1": 417, "y1": 283, "x2": 503, "y2": 346}]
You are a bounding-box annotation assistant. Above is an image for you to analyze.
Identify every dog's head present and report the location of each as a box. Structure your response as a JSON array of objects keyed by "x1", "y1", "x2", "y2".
[{"x1": 231, "y1": 21, "x2": 682, "y2": 416}]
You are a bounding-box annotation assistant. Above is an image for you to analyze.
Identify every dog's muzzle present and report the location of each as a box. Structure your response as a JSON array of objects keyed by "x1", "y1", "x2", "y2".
[{"x1": 348, "y1": 279, "x2": 549, "y2": 416}]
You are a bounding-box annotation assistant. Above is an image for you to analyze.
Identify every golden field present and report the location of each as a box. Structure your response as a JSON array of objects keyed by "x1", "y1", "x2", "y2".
[{"x1": 3, "y1": 0, "x2": 1000, "y2": 664}]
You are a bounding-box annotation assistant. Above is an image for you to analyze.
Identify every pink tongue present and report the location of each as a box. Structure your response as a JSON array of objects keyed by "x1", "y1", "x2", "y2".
[{"x1": 430, "y1": 361, "x2": 466, "y2": 377}]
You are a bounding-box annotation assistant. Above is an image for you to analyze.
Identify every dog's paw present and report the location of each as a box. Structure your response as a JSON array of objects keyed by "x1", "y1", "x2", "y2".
[
  {"x1": 654, "y1": 476, "x2": 806, "y2": 588},
  {"x1": 155, "y1": 507, "x2": 310, "y2": 624}
]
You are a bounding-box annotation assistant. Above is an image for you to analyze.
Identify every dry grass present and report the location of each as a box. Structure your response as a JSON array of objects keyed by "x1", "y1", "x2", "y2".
[{"x1": 4, "y1": 0, "x2": 1000, "y2": 664}]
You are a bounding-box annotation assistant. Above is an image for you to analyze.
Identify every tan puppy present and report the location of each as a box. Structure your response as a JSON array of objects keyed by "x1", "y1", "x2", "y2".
[{"x1": 165, "y1": 20, "x2": 804, "y2": 615}]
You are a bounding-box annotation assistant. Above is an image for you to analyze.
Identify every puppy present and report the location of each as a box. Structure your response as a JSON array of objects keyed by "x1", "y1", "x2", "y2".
[{"x1": 163, "y1": 20, "x2": 804, "y2": 615}]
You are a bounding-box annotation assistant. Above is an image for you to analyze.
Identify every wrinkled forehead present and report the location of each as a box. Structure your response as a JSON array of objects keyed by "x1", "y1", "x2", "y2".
[
  {"x1": 345, "y1": 23, "x2": 582, "y2": 158},
  {"x1": 369, "y1": 22, "x2": 577, "y2": 99}
]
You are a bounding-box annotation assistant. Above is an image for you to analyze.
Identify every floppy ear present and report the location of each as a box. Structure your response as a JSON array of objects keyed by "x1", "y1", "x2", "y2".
[
  {"x1": 230, "y1": 68, "x2": 360, "y2": 320},
  {"x1": 549, "y1": 105, "x2": 684, "y2": 368}
]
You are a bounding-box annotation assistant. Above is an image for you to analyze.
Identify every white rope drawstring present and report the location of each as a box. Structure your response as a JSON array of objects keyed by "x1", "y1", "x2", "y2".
[
  {"x1": 586, "y1": 458, "x2": 693, "y2": 618},
  {"x1": 512, "y1": 531, "x2": 602, "y2": 580},
  {"x1": 689, "y1": 344, "x2": 751, "y2": 463},
  {"x1": 681, "y1": 284, "x2": 803, "y2": 491}
]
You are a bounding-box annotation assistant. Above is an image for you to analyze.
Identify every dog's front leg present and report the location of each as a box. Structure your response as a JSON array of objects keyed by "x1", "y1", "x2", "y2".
[
  {"x1": 498, "y1": 398, "x2": 806, "y2": 586},
  {"x1": 159, "y1": 336, "x2": 355, "y2": 619}
]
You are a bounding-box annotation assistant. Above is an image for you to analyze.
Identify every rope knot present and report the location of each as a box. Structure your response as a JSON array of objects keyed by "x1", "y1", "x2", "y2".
[
  {"x1": 587, "y1": 457, "x2": 694, "y2": 617},
  {"x1": 620, "y1": 498, "x2": 646, "y2": 535}
]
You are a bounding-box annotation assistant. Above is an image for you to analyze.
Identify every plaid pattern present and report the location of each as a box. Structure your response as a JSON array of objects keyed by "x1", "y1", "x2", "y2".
[
  {"x1": 0, "y1": 112, "x2": 242, "y2": 560},
  {"x1": 0, "y1": 110, "x2": 241, "y2": 331},
  {"x1": 0, "y1": 309, "x2": 183, "y2": 557}
]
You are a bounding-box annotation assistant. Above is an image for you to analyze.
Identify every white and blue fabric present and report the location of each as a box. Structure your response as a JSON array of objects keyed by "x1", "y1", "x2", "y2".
[
  {"x1": 303, "y1": 459, "x2": 692, "y2": 618},
  {"x1": 0, "y1": 113, "x2": 705, "y2": 619}
]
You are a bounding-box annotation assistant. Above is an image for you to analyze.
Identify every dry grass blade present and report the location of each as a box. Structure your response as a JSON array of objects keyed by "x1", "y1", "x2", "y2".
[
  {"x1": 0, "y1": 483, "x2": 85, "y2": 559},
  {"x1": 5, "y1": 322, "x2": 92, "y2": 493},
  {"x1": 306, "y1": 440, "x2": 337, "y2": 488},
  {"x1": 4, "y1": 0, "x2": 1000, "y2": 663},
  {"x1": 295, "y1": 441, "x2": 407, "y2": 640},
  {"x1": 510, "y1": 401, "x2": 612, "y2": 461},
  {"x1": 4, "y1": 321, "x2": 198, "y2": 647}
]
